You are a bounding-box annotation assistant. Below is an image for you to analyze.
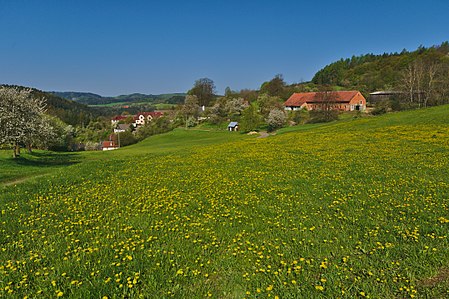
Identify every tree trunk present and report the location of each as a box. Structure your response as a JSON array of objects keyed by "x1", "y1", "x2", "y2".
[
  {"x1": 27, "y1": 143, "x2": 33, "y2": 153},
  {"x1": 13, "y1": 142, "x2": 20, "y2": 158}
]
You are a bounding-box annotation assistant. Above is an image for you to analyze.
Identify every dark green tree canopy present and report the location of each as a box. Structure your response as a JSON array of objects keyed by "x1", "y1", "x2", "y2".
[
  {"x1": 188, "y1": 78, "x2": 216, "y2": 107},
  {"x1": 260, "y1": 74, "x2": 287, "y2": 98},
  {"x1": 311, "y1": 42, "x2": 449, "y2": 94}
]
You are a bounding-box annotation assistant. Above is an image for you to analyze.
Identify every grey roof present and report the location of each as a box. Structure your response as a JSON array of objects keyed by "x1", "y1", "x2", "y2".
[
  {"x1": 228, "y1": 122, "x2": 238, "y2": 127},
  {"x1": 117, "y1": 124, "x2": 131, "y2": 130},
  {"x1": 369, "y1": 91, "x2": 402, "y2": 95}
]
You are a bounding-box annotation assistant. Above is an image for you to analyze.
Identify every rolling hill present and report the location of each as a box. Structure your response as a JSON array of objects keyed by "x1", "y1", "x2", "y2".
[
  {"x1": 311, "y1": 41, "x2": 449, "y2": 94},
  {"x1": 52, "y1": 91, "x2": 186, "y2": 106},
  {"x1": 1, "y1": 84, "x2": 103, "y2": 126},
  {"x1": 1, "y1": 105, "x2": 449, "y2": 298}
]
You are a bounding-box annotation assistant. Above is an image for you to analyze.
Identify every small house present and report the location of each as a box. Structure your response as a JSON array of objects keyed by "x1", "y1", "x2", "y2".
[
  {"x1": 228, "y1": 122, "x2": 239, "y2": 131},
  {"x1": 114, "y1": 123, "x2": 132, "y2": 133},
  {"x1": 111, "y1": 115, "x2": 129, "y2": 125},
  {"x1": 102, "y1": 140, "x2": 119, "y2": 151},
  {"x1": 102, "y1": 134, "x2": 119, "y2": 151},
  {"x1": 133, "y1": 111, "x2": 164, "y2": 127}
]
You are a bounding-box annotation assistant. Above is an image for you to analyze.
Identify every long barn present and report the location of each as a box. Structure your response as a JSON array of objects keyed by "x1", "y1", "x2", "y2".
[{"x1": 284, "y1": 91, "x2": 366, "y2": 111}]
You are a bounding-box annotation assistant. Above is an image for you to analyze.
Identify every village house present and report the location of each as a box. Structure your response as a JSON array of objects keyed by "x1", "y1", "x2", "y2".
[
  {"x1": 111, "y1": 112, "x2": 164, "y2": 127},
  {"x1": 111, "y1": 115, "x2": 129, "y2": 125},
  {"x1": 284, "y1": 91, "x2": 366, "y2": 112},
  {"x1": 114, "y1": 123, "x2": 132, "y2": 133},
  {"x1": 102, "y1": 140, "x2": 119, "y2": 151},
  {"x1": 102, "y1": 134, "x2": 119, "y2": 150},
  {"x1": 133, "y1": 112, "x2": 164, "y2": 127}
]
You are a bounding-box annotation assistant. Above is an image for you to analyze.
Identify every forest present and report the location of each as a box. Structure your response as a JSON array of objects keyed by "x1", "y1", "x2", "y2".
[{"x1": 312, "y1": 42, "x2": 449, "y2": 99}]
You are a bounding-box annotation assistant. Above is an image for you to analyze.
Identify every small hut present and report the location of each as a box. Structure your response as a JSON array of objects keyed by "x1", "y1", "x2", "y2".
[{"x1": 228, "y1": 122, "x2": 239, "y2": 131}]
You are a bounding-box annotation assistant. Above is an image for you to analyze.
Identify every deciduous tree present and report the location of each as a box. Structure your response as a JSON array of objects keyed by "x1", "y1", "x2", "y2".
[
  {"x1": 266, "y1": 109, "x2": 287, "y2": 131},
  {"x1": 188, "y1": 78, "x2": 216, "y2": 107},
  {"x1": 257, "y1": 94, "x2": 283, "y2": 118},
  {"x1": 260, "y1": 74, "x2": 287, "y2": 98},
  {"x1": 0, "y1": 87, "x2": 48, "y2": 157},
  {"x1": 309, "y1": 88, "x2": 339, "y2": 122},
  {"x1": 181, "y1": 95, "x2": 200, "y2": 127},
  {"x1": 240, "y1": 104, "x2": 261, "y2": 132}
]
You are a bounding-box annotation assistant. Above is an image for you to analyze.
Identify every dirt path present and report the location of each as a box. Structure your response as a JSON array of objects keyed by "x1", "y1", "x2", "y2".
[
  {"x1": 258, "y1": 131, "x2": 270, "y2": 138},
  {"x1": 1, "y1": 173, "x2": 49, "y2": 187}
]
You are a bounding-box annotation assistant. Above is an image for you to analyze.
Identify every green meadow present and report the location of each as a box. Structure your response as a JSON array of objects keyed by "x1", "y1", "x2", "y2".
[{"x1": 1, "y1": 106, "x2": 449, "y2": 298}]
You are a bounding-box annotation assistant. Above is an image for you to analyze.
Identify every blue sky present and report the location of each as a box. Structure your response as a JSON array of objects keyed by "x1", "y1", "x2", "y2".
[{"x1": 0, "y1": 0, "x2": 448, "y2": 96}]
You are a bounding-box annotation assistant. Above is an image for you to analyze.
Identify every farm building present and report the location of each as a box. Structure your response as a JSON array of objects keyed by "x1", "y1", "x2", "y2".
[
  {"x1": 284, "y1": 91, "x2": 366, "y2": 111},
  {"x1": 369, "y1": 91, "x2": 406, "y2": 103},
  {"x1": 228, "y1": 122, "x2": 239, "y2": 131}
]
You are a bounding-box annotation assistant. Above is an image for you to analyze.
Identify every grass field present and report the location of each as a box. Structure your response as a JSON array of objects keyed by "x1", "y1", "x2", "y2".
[
  {"x1": 0, "y1": 150, "x2": 81, "y2": 187},
  {"x1": 1, "y1": 106, "x2": 449, "y2": 298}
]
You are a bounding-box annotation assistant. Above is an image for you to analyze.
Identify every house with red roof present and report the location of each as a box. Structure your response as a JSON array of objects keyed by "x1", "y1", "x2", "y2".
[
  {"x1": 111, "y1": 112, "x2": 164, "y2": 127},
  {"x1": 102, "y1": 140, "x2": 119, "y2": 151},
  {"x1": 111, "y1": 115, "x2": 129, "y2": 125},
  {"x1": 102, "y1": 134, "x2": 119, "y2": 151},
  {"x1": 284, "y1": 91, "x2": 366, "y2": 112}
]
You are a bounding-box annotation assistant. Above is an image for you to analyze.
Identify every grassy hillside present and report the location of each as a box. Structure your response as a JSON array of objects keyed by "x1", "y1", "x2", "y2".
[{"x1": 1, "y1": 107, "x2": 449, "y2": 298}]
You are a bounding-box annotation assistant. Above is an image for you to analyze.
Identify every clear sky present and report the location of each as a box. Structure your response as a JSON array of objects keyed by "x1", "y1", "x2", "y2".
[{"x1": 1, "y1": 0, "x2": 448, "y2": 96}]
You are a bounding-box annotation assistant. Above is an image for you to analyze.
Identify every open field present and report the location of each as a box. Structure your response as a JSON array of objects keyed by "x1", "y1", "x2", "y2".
[
  {"x1": 0, "y1": 150, "x2": 81, "y2": 187},
  {"x1": 1, "y1": 107, "x2": 449, "y2": 298}
]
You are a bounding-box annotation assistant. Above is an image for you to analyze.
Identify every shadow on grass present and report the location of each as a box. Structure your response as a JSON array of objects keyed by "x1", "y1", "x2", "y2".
[{"x1": 12, "y1": 151, "x2": 81, "y2": 167}]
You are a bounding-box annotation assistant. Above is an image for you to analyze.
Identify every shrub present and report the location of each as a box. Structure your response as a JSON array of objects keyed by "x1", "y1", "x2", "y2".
[{"x1": 266, "y1": 109, "x2": 287, "y2": 131}]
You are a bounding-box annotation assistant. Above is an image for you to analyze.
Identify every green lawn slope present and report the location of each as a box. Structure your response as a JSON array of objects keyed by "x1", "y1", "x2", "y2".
[{"x1": 1, "y1": 106, "x2": 449, "y2": 298}]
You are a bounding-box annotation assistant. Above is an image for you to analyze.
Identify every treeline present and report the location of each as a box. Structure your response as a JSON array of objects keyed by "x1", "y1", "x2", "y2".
[
  {"x1": 1, "y1": 85, "x2": 102, "y2": 126},
  {"x1": 312, "y1": 42, "x2": 449, "y2": 94},
  {"x1": 53, "y1": 91, "x2": 186, "y2": 106}
]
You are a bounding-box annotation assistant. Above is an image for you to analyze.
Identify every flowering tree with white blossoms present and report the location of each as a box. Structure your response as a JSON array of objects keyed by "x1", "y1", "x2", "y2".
[
  {"x1": 0, "y1": 87, "x2": 49, "y2": 157},
  {"x1": 266, "y1": 108, "x2": 287, "y2": 131}
]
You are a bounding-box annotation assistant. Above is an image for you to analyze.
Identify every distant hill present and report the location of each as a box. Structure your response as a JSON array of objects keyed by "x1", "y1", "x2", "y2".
[
  {"x1": 52, "y1": 91, "x2": 103, "y2": 103},
  {"x1": 1, "y1": 85, "x2": 103, "y2": 126},
  {"x1": 311, "y1": 42, "x2": 449, "y2": 93},
  {"x1": 53, "y1": 91, "x2": 186, "y2": 106}
]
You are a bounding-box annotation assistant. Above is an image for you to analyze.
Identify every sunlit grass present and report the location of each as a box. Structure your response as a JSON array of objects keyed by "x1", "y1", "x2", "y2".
[{"x1": 1, "y1": 106, "x2": 449, "y2": 298}]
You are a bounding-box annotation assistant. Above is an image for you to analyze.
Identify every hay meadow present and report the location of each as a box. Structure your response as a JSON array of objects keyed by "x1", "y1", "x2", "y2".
[{"x1": 1, "y1": 106, "x2": 449, "y2": 298}]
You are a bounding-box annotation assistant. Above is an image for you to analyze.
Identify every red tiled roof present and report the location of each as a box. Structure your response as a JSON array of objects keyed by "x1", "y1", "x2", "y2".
[
  {"x1": 139, "y1": 112, "x2": 164, "y2": 117},
  {"x1": 113, "y1": 112, "x2": 164, "y2": 122},
  {"x1": 102, "y1": 141, "x2": 118, "y2": 148},
  {"x1": 112, "y1": 115, "x2": 129, "y2": 121},
  {"x1": 284, "y1": 91, "x2": 361, "y2": 107}
]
